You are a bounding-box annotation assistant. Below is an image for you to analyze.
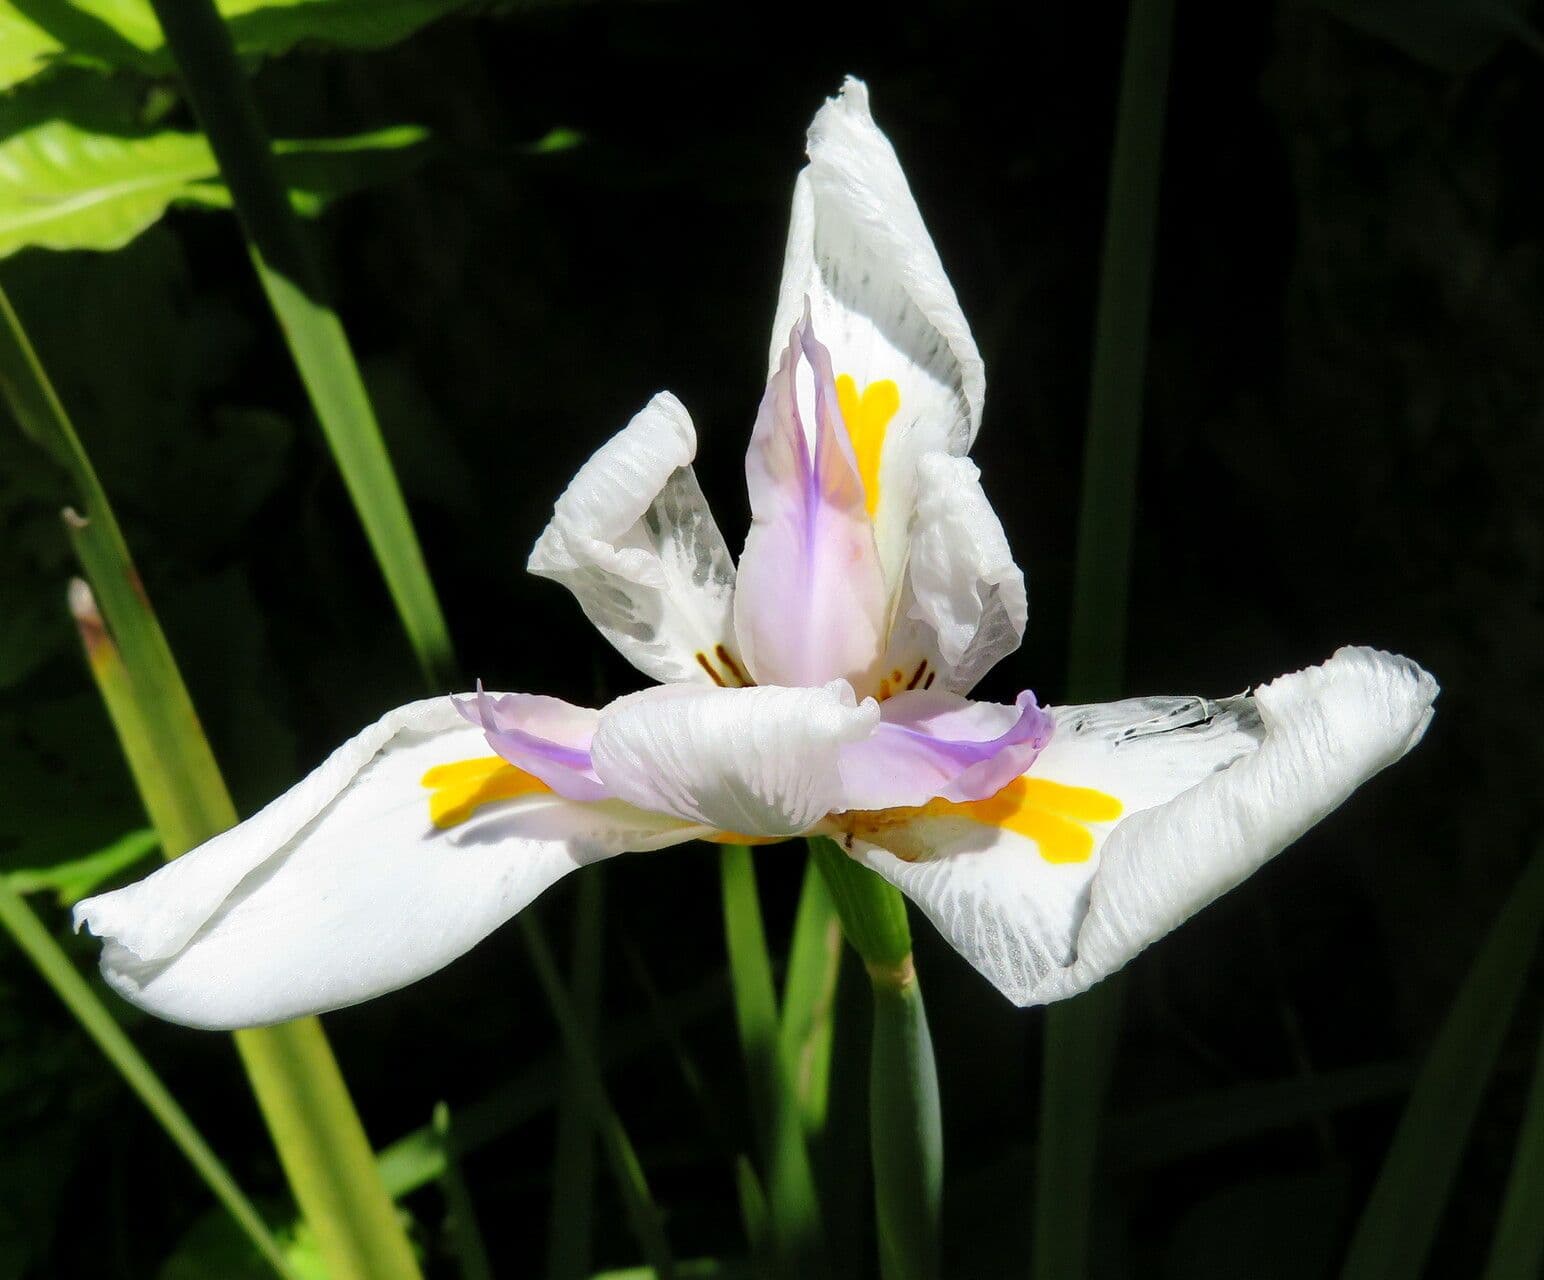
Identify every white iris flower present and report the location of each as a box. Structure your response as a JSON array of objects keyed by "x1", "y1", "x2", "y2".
[{"x1": 74, "y1": 79, "x2": 1437, "y2": 1030}]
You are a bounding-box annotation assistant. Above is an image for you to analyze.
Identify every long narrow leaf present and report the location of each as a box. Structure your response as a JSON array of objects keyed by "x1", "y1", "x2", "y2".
[
  {"x1": 778, "y1": 856, "x2": 843, "y2": 1141},
  {"x1": 719, "y1": 844, "x2": 827, "y2": 1275},
  {"x1": 433, "y1": 1103, "x2": 495, "y2": 1280},
  {"x1": 146, "y1": 0, "x2": 454, "y2": 687},
  {"x1": 548, "y1": 871, "x2": 606, "y2": 1280},
  {"x1": 1036, "y1": 0, "x2": 1175, "y2": 1276},
  {"x1": 1341, "y1": 846, "x2": 1544, "y2": 1280},
  {"x1": 1482, "y1": 1013, "x2": 1544, "y2": 1280},
  {"x1": 0, "y1": 285, "x2": 423, "y2": 1280},
  {"x1": 519, "y1": 913, "x2": 676, "y2": 1280},
  {"x1": 0, "y1": 875, "x2": 295, "y2": 1280}
]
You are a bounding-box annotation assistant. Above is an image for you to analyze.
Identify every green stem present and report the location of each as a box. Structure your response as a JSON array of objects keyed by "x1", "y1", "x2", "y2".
[
  {"x1": 143, "y1": 0, "x2": 454, "y2": 688},
  {"x1": 0, "y1": 878, "x2": 296, "y2": 1280},
  {"x1": 807, "y1": 837, "x2": 941, "y2": 1280},
  {"x1": 0, "y1": 288, "x2": 423, "y2": 1280},
  {"x1": 1037, "y1": 1, "x2": 1174, "y2": 1276}
]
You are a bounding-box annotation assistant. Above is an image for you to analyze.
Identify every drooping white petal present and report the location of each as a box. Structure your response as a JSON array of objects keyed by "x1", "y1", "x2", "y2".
[
  {"x1": 883, "y1": 453, "x2": 1027, "y2": 695},
  {"x1": 590, "y1": 681, "x2": 879, "y2": 837},
  {"x1": 528, "y1": 392, "x2": 741, "y2": 686},
  {"x1": 847, "y1": 647, "x2": 1438, "y2": 1006},
  {"x1": 770, "y1": 77, "x2": 985, "y2": 588},
  {"x1": 74, "y1": 698, "x2": 697, "y2": 1029}
]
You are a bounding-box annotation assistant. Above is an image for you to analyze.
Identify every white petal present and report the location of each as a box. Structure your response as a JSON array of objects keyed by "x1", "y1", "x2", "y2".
[
  {"x1": 770, "y1": 77, "x2": 985, "y2": 589},
  {"x1": 590, "y1": 681, "x2": 879, "y2": 837},
  {"x1": 74, "y1": 698, "x2": 696, "y2": 1028},
  {"x1": 849, "y1": 648, "x2": 1438, "y2": 1005},
  {"x1": 883, "y1": 453, "x2": 1026, "y2": 695},
  {"x1": 528, "y1": 392, "x2": 740, "y2": 686}
]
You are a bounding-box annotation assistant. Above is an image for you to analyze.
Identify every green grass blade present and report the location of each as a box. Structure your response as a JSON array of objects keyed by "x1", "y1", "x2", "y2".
[
  {"x1": 7, "y1": 824, "x2": 159, "y2": 905},
  {"x1": 144, "y1": 0, "x2": 454, "y2": 688},
  {"x1": 433, "y1": 1103, "x2": 495, "y2": 1280},
  {"x1": 0, "y1": 876, "x2": 296, "y2": 1280},
  {"x1": 1341, "y1": 846, "x2": 1544, "y2": 1280},
  {"x1": 1037, "y1": 1, "x2": 1175, "y2": 1275},
  {"x1": 548, "y1": 871, "x2": 606, "y2": 1280},
  {"x1": 0, "y1": 287, "x2": 423, "y2": 1280},
  {"x1": 1482, "y1": 1013, "x2": 1544, "y2": 1280},
  {"x1": 778, "y1": 856, "x2": 843, "y2": 1140},
  {"x1": 807, "y1": 837, "x2": 940, "y2": 1280},
  {"x1": 718, "y1": 845, "x2": 828, "y2": 1275},
  {"x1": 519, "y1": 913, "x2": 676, "y2": 1280}
]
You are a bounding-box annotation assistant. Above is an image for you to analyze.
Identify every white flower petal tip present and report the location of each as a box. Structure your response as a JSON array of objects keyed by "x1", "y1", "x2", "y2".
[
  {"x1": 770, "y1": 77, "x2": 986, "y2": 591},
  {"x1": 851, "y1": 646, "x2": 1438, "y2": 1008},
  {"x1": 527, "y1": 391, "x2": 740, "y2": 686},
  {"x1": 73, "y1": 697, "x2": 695, "y2": 1030}
]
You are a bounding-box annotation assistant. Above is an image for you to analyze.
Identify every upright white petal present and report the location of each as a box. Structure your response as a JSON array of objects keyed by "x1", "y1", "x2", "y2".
[
  {"x1": 528, "y1": 393, "x2": 741, "y2": 687},
  {"x1": 882, "y1": 453, "x2": 1027, "y2": 696},
  {"x1": 770, "y1": 77, "x2": 985, "y2": 589},
  {"x1": 847, "y1": 648, "x2": 1438, "y2": 1005},
  {"x1": 74, "y1": 698, "x2": 697, "y2": 1029},
  {"x1": 590, "y1": 681, "x2": 879, "y2": 837}
]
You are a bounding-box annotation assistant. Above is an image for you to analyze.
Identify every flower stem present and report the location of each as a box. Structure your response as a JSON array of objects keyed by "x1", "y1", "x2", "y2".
[{"x1": 807, "y1": 837, "x2": 941, "y2": 1280}]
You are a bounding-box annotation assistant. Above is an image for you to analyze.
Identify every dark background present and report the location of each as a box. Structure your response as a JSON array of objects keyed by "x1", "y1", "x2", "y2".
[{"x1": 2, "y1": 1, "x2": 1541, "y2": 1275}]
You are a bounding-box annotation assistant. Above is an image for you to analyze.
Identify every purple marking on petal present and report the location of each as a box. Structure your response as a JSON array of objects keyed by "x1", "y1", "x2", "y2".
[
  {"x1": 453, "y1": 685, "x2": 612, "y2": 802},
  {"x1": 734, "y1": 306, "x2": 890, "y2": 690},
  {"x1": 837, "y1": 689, "x2": 1055, "y2": 810}
]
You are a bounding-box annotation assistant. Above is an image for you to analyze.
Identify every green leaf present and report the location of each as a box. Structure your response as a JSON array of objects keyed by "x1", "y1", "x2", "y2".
[
  {"x1": 719, "y1": 845, "x2": 827, "y2": 1275},
  {"x1": 0, "y1": 0, "x2": 475, "y2": 91},
  {"x1": 6, "y1": 825, "x2": 158, "y2": 904},
  {"x1": 1483, "y1": 1014, "x2": 1544, "y2": 1280},
  {"x1": 1309, "y1": 0, "x2": 1543, "y2": 77},
  {"x1": 777, "y1": 857, "x2": 842, "y2": 1141},
  {"x1": 548, "y1": 872, "x2": 605, "y2": 1280},
  {"x1": 0, "y1": 284, "x2": 424, "y2": 1280},
  {"x1": 1037, "y1": 0, "x2": 1174, "y2": 1274},
  {"x1": 0, "y1": 118, "x2": 430, "y2": 258},
  {"x1": 1341, "y1": 846, "x2": 1544, "y2": 1280}
]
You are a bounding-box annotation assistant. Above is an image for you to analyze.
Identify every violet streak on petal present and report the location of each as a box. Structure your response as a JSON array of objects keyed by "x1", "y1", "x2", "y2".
[
  {"x1": 733, "y1": 305, "x2": 890, "y2": 692},
  {"x1": 836, "y1": 689, "x2": 1054, "y2": 811},
  {"x1": 455, "y1": 686, "x2": 612, "y2": 802}
]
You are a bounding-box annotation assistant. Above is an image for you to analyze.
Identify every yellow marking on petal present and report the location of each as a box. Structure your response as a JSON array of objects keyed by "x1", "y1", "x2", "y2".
[
  {"x1": 845, "y1": 776, "x2": 1123, "y2": 865},
  {"x1": 835, "y1": 374, "x2": 900, "y2": 519},
  {"x1": 422, "y1": 756, "x2": 550, "y2": 829},
  {"x1": 703, "y1": 831, "x2": 789, "y2": 847}
]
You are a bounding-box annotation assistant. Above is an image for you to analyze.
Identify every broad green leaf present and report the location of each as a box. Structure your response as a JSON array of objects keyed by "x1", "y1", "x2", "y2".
[
  {"x1": 7, "y1": 825, "x2": 157, "y2": 904},
  {"x1": 0, "y1": 0, "x2": 475, "y2": 90},
  {"x1": 0, "y1": 119, "x2": 429, "y2": 257}
]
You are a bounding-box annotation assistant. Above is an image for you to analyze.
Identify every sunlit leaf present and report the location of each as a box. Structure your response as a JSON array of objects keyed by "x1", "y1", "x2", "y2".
[
  {"x1": 0, "y1": 120, "x2": 429, "y2": 257},
  {"x1": 6, "y1": 826, "x2": 157, "y2": 904},
  {"x1": 0, "y1": 0, "x2": 476, "y2": 91}
]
